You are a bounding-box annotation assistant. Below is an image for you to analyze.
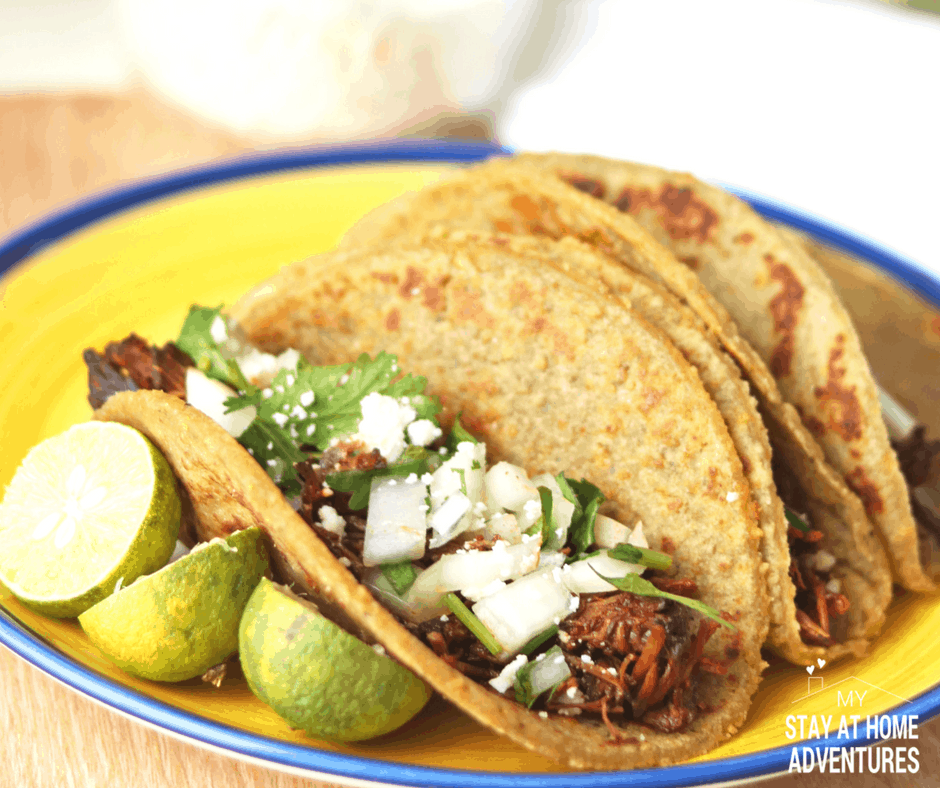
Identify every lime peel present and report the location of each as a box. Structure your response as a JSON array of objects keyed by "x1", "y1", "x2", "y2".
[
  {"x1": 239, "y1": 577, "x2": 431, "y2": 742},
  {"x1": 0, "y1": 422, "x2": 182, "y2": 618}
]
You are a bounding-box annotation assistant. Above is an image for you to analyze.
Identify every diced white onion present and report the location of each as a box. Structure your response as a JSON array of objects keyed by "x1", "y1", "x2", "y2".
[
  {"x1": 429, "y1": 442, "x2": 486, "y2": 536},
  {"x1": 520, "y1": 645, "x2": 571, "y2": 699},
  {"x1": 364, "y1": 567, "x2": 448, "y2": 623},
  {"x1": 185, "y1": 368, "x2": 256, "y2": 438},
  {"x1": 438, "y1": 539, "x2": 541, "y2": 593},
  {"x1": 428, "y1": 493, "x2": 472, "y2": 549},
  {"x1": 484, "y1": 462, "x2": 538, "y2": 512},
  {"x1": 593, "y1": 515, "x2": 631, "y2": 549},
  {"x1": 483, "y1": 512, "x2": 522, "y2": 545},
  {"x1": 473, "y1": 569, "x2": 572, "y2": 655},
  {"x1": 562, "y1": 552, "x2": 644, "y2": 594},
  {"x1": 402, "y1": 561, "x2": 449, "y2": 621},
  {"x1": 363, "y1": 476, "x2": 428, "y2": 566}
]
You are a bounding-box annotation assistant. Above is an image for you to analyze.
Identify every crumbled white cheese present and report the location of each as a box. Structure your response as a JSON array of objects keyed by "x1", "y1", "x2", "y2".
[
  {"x1": 726, "y1": 491, "x2": 740, "y2": 503},
  {"x1": 538, "y1": 711, "x2": 549, "y2": 719},
  {"x1": 372, "y1": 644, "x2": 387, "y2": 656},
  {"x1": 318, "y1": 505, "x2": 346, "y2": 537},
  {"x1": 299, "y1": 390, "x2": 315, "y2": 407},
  {"x1": 209, "y1": 315, "x2": 228, "y2": 343},
  {"x1": 580, "y1": 653, "x2": 594, "y2": 665},
  {"x1": 272, "y1": 412, "x2": 289, "y2": 427},
  {"x1": 523, "y1": 498, "x2": 542, "y2": 521},
  {"x1": 407, "y1": 419, "x2": 442, "y2": 447},
  {"x1": 812, "y1": 550, "x2": 837, "y2": 573},
  {"x1": 353, "y1": 392, "x2": 417, "y2": 462},
  {"x1": 826, "y1": 577, "x2": 842, "y2": 594},
  {"x1": 488, "y1": 654, "x2": 528, "y2": 694}
]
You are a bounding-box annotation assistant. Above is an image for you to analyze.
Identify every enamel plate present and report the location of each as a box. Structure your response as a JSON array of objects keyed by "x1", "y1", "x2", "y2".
[{"x1": 1, "y1": 140, "x2": 938, "y2": 787}]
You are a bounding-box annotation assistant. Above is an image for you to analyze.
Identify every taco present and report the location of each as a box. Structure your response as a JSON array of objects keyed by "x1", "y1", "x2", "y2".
[
  {"x1": 88, "y1": 235, "x2": 768, "y2": 769},
  {"x1": 513, "y1": 152, "x2": 929, "y2": 594},
  {"x1": 339, "y1": 159, "x2": 892, "y2": 663}
]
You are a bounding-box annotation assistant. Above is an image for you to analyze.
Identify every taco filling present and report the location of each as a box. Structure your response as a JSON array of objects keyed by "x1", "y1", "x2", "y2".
[{"x1": 85, "y1": 307, "x2": 734, "y2": 736}]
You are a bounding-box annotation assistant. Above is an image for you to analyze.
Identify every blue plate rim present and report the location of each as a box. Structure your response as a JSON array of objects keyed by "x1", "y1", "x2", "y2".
[{"x1": 1, "y1": 140, "x2": 938, "y2": 787}]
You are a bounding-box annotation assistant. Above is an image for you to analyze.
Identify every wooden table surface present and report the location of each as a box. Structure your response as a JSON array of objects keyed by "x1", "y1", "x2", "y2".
[{"x1": 2, "y1": 87, "x2": 938, "y2": 788}]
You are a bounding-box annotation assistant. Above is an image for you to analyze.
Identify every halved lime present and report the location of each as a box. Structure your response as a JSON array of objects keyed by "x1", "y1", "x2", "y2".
[
  {"x1": 79, "y1": 526, "x2": 269, "y2": 682},
  {"x1": 0, "y1": 422, "x2": 181, "y2": 618},
  {"x1": 239, "y1": 577, "x2": 432, "y2": 742}
]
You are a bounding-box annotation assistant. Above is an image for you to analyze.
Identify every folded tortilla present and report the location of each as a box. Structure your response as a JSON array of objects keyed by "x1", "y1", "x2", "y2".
[
  {"x1": 515, "y1": 152, "x2": 927, "y2": 594},
  {"x1": 340, "y1": 160, "x2": 892, "y2": 663},
  {"x1": 99, "y1": 235, "x2": 770, "y2": 768}
]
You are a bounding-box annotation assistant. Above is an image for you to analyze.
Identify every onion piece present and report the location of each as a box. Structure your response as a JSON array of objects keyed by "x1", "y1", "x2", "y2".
[
  {"x1": 438, "y1": 538, "x2": 541, "y2": 593},
  {"x1": 530, "y1": 474, "x2": 575, "y2": 550},
  {"x1": 562, "y1": 551, "x2": 644, "y2": 594},
  {"x1": 365, "y1": 564, "x2": 449, "y2": 623},
  {"x1": 484, "y1": 462, "x2": 538, "y2": 512},
  {"x1": 363, "y1": 476, "x2": 428, "y2": 566},
  {"x1": 185, "y1": 368, "x2": 256, "y2": 437},
  {"x1": 516, "y1": 645, "x2": 571, "y2": 703},
  {"x1": 472, "y1": 569, "x2": 573, "y2": 655}
]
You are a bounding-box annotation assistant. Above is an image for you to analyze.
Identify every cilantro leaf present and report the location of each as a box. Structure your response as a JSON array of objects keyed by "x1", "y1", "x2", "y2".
[
  {"x1": 236, "y1": 418, "x2": 307, "y2": 496},
  {"x1": 382, "y1": 561, "x2": 419, "y2": 595},
  {"x1": 560, "y1": 475, "x2": 605, "y2": 557},
  {"x1": 590, "y1": 567, "x2": 735, "y2": 631},
  {"x1": 175, "y1": 305, "x2": 249, "y2": 390},
  {"x1": 326, "y1": 456, "x2": 432, "y2": 510},
  {"x1": 785, "y1": 507, "x2": 811, "y2": 533},
  {"x1": 607, "y1": 543, "x2": 673, "y2": 571},
  {"x1": 446, "y1": 414, "x2": 480, "y2": 451}
]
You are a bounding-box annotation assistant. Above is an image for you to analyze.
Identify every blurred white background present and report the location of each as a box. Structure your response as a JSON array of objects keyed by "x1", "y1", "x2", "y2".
[{"x1": 1, "y1": 0, "x2": 938, "y2": 270}]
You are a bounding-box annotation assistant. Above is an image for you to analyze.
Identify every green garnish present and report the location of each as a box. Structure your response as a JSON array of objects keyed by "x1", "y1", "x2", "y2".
[
  {"x1": 590, "y1": 568, "x2": 735, "y2": 631},
  {"x1": 785, "y1": 507, "x2": 811, "y2": 533},
  {"x1": 176, "y1": 305, "x2": 251, "y2": 390},
  {"x1": 447, "y1": 415, "x2": 480, "y2": 449},
  {"x1": 537, "y1": 486, "x2": 554, "y2": 545},
  {"x1": 519, "y1": 625, "x2": 559, "y2": 656},
  {"x1": 381, "y1": 561, "x2": 419, "y2": 595},
  {"x1": 444, "y1": 593, "x2": 502, "y2": 656},
  {"x1": 228, "y1": 349, "x2": 440, "y2": 493},
  {"x1": 326, "y1": 456, "x2": 433, "y2": 510},
  {"x1": 514, "y1": 646, "x2": 568, "y2": 708},
  {"x1": 560, "y1": 475, "x2": 605, "y2": 556},
  {"x1": 607, "y1": 543, "x2": 673, "y2": 571}
]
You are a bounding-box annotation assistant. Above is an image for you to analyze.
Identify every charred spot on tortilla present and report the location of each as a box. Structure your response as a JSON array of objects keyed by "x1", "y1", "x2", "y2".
[
  {"x1": 845, "y1": 466, "x2": 885, "y2": 517},
  {"x1": 813, "y1": 337, "x2": 863, "y2": 442},
  {"x1": 611, "y1": 185, "x2": 719, "y2": 244},
  {"x1": 559, "y1": 172, "x2": 607, "y2": 199},
  {"x1": 765, "y1": 254, "x2": 805, "y2": 379}
]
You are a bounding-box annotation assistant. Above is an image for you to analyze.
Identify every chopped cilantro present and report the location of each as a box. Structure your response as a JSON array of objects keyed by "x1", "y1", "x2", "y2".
[
  {"x1": 590, "y1": 567, "x2": 735, "y2": 631},
  {"x1": 326, "y1": 455, "x2": 434, "y2": 510},
  {"x1": 785, "y1": 507, "x2": 811, "y2": 533},
  {"x1": 519, "y1": 625, "x2": 559, "y2": 656},
  {"x1": 537, "y1": 486, "x2": 554, "y2": 546},
  {"x1": 560, "y1": 475, "x2": 605, "y2": 557},
  {"x1": 237, "y1": 418, "x2": 307, "y2": 495},
  {"x1": 444, "y1": 593, "x2": 502, "y2": 656},
  {"x1": 175, "y1": 305, "x2": 250, "y2": 390},
  {"x1": 382, "y1": 561, "x2": 419, "y2": 595},
  {"x1": 607, "y1": 543, "x2": 673, "y2": 571},
  {"x1": 446, "y1": 415, "x2": 479, "y2": 450}
]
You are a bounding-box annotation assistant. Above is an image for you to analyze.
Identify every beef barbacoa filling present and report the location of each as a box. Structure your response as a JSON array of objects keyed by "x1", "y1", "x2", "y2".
[
  {"x1": 85, "y1": 330, "x2": 728, "y2": 736},
  {"x1": 892, "y1": 427, "x2": 940, "y2": 544},
  {"x1": 772, "y1": 456, "x2": 850, "y2": 646}
]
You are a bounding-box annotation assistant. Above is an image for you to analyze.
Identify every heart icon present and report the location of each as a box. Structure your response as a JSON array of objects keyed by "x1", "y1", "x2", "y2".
[
  {"x1": 818, "y1": 659, "x2": 826, "y2": 669},
  {"x1": 806, "y1": 666, "x2": 815, "y2": 675}
]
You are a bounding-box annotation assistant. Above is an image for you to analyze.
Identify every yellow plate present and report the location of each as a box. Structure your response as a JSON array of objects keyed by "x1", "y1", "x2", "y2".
[{"x1": 1, "y1": 144, "x2": 937, "y2": 787}]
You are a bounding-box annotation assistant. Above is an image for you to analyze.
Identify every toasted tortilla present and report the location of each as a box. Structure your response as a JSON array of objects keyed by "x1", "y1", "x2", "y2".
[
  {"x1": 340, "y1": 161, "x2": 892, "y2": 662},
  {"x1": 514, "y1": 152, "x2": 925, "y2": 594},
  {"x1": 99, "y1": 236, "x2": 769, "y2": 768}
]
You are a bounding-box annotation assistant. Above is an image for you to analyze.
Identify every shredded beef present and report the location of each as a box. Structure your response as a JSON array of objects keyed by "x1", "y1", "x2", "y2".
[
  {"x1": 84, "y1": 333, "x2": 193, "y2": 409},
  {"x1": 295, "y1": 441, "x2": 386, "y2": 524},
  {"x1": 547, "y1": 589, "x2": 721, "y2": 733},
  {"x1": 772, "y1": 455, "x2": 850, "y2": 645}
]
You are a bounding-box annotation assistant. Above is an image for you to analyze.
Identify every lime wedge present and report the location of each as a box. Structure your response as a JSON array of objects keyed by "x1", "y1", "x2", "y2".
[
  {"x1": 79, "y1": 527, "x2": 269, "y2": 682},
  {"x1": 0, "y1": 422, "x2": 181, "y2": 618},
  {"x1": 239, "y1": 577, "x2": 431, "y2": 742}
]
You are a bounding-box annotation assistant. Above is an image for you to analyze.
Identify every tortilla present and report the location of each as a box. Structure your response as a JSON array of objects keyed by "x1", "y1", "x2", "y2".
[
  {"x1": 101, "y1": 235, "x2": 770, "y2": 769},
  {"x1": 340, "y1": 162, "x2": 892, "y2": 662},
  {"x1": 515, "y1": 152, "x2": 927, "y2": 594}
]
